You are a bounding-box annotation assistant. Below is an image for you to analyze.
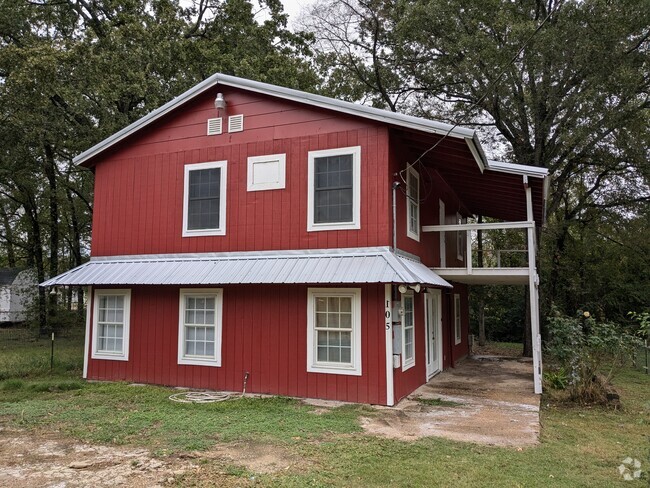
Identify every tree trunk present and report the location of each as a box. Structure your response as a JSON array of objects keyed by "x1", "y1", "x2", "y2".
[
  {"x1": 0, "y1": 206, "x2": 16, "y2": 267},
  {"x1": 65, "y1": 183, "x2": 85, "y2": 319},
  {"x1": 44, "y1": 145, "x2": 59, "y2": 329}
]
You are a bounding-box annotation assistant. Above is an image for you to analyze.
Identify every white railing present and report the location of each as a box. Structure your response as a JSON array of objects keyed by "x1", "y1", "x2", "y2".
[{"x1": 421, "y1": 220, "x2": 535, "y2": 274}]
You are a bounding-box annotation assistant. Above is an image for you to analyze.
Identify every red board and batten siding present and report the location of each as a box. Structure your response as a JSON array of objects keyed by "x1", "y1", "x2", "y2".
[
  {"x1": 87, "y1": 284, "x2": 388, "y2": 405},
  {"x1": 90, "y1": 87, "x2": 391, "y2": 257}
]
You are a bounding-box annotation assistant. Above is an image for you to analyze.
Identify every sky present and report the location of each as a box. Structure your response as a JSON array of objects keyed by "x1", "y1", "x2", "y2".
[{"x1": 280, "y1": 0, "x2": 309, "y2": 26}]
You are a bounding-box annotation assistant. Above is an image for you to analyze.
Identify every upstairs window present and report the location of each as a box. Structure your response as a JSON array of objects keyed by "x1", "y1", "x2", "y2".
[
  {"x1": 456, "y1": 212, "x2": 465, "y2": 261},
  {"x1": 406, "y1": 166, "x2": 420, "y2": 241},
  {"x1": 183, "y1": 161, "x2": 227, "y2": 237},
  {"x1": 307, "y1": 146, "x2": 361, "y2": 231}
]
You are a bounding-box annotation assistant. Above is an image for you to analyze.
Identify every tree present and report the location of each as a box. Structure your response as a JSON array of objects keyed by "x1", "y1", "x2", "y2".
[
  {"x1": 0, "y1": 0, "x2": 317, "y2": 329},
  {"x1": 305, "y1": 0, "x2": 650, "y2": 325}
]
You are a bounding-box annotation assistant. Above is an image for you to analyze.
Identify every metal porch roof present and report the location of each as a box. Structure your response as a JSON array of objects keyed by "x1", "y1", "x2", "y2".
[{"x1": 41, "y1": 247, "x2": 451, "y2": 288}]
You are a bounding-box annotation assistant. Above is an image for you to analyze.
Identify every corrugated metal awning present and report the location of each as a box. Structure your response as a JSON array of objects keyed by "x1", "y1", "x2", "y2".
[{"x1": 41, "y1": 247, "x2": 451, "y2": 288}]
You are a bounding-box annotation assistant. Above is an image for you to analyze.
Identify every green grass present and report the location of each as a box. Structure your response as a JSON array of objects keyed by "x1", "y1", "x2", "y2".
[
  {"x1": 0, "y1": 341, "x2": 648, "y2": 487},
  {"x1": 0, "y1": 336, "x2": 84, "y2": 380}
]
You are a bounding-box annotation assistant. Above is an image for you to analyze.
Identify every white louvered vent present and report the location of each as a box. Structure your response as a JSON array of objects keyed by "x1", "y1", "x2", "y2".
[
  {"x1": 207, "y1": 117, "x2": 222, "y2": 135},
  {"x1": 228, "y1": 114, "x2": 244, "y2": 133}
]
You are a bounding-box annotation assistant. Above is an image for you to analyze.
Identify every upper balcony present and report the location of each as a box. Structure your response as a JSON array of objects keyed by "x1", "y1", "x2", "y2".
[{"x1": 423, "y1": 220, "x2": 537, "y2": 285}]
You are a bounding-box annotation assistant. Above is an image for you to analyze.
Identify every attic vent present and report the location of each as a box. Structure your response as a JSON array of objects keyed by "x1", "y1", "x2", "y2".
[
  {"x1": 207, "y1": 117, "x2": 222, "y2": 135},
  {"x1": 228, "y1": 114, "x2": 244, "y2": 133}
]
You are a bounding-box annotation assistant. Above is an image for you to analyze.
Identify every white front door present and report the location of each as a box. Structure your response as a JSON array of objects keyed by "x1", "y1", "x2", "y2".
[{"x1": 425, "y1": 289, "x2": 442, "y2": 379}]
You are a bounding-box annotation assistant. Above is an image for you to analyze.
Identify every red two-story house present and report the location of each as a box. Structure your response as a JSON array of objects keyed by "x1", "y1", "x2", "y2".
[{"x1": 44, "y1": 74, "x2": 547, "y2": 405}]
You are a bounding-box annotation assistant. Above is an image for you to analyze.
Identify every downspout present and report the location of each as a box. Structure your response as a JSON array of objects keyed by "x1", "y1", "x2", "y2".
[{"x1": 392, "y1": 181, "x2": 401, "y2": 252}]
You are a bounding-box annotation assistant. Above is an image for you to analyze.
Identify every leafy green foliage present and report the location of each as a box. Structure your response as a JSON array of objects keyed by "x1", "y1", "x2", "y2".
[{"x1": 546, "y1": 310, "x2": 642, "y2": 403}]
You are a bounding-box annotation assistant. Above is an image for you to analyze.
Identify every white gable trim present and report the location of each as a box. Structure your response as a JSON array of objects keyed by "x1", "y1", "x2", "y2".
[{"x1": 73, "y1": 73, "x2": 485, "y2": 168}]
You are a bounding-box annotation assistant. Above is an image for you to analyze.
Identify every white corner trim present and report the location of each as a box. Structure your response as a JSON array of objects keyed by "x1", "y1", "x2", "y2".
[
  {"x1": 177, "y1": 288, "x2": 223, "y2": 367},
  {"x1": 91, "y1": 288, "x2": 131, "y2": 362},
  {"x1": 306, "y1": 287, "x2": 362, "y2": 376},
  {"x1": 83, "y1": 286, "x2": 92, "y2": 378},
  {"x1": 307, "y1": 146, "x2": 361, "y2": 232},
  {"x1": 182, "y1": 160, "x2": 227, "y2": 237},
  {"x1": 247, "y1": 153, "x2": 286, "y2": 192}
]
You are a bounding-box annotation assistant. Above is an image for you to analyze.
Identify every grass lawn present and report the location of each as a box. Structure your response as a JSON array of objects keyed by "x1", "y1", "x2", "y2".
[{"x1": 0, "y1": 339, "x2": 648, "y2": 487}]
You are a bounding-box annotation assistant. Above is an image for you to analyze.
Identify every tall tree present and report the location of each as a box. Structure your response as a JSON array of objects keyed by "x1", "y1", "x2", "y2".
[
  {"x1": 0, "y1": 0, "x2": 317, "y2": 328},
  {"x1": 305, "y1": 0, "x2": 650, "y2": 321}
]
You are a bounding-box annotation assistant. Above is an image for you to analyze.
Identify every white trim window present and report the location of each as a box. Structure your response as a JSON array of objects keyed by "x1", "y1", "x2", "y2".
[
  {"x1": 307, "y1": 288, "x2": 362, "y2": 376},
  {"x1": 456, "y1": 212, "x2": 465, "y2": 261},
  {"x1": 247, "y1": 153, "x2": 286, "y2": 191},
  {"x1": 178, "y1": 289, "x2": 223, "y2": 367},
  {"x1": 307, "y1": 146, "x2": 361, "y2": 231},
  {"x1": 402, "y1": 291, "x2": 415, "y2": 371},
  {"x1": 91, "y1": 289, "x2": 131, "y2": 361},
  {"x1": 182, "y1": 161, "x2": 227, "y2": 237},
  {"x1": 454, "y1": 293, "x2": 462, "y2": 345},
  {"x1": 406, "y1": 166, "x2": 420, "y2": 241}
]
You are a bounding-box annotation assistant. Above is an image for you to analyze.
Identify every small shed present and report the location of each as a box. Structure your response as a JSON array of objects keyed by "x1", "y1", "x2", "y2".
[{"x1": 0, "y1": 268, "x2": 37, "y2": 323}]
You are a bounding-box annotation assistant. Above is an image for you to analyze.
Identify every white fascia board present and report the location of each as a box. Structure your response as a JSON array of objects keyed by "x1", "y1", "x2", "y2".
[
  {"x1": 74, "y1": 72, "x2": 480, "y2": 166},
  {"x1": 486, "y1": 160, "x2": 549, "y2": 178}
]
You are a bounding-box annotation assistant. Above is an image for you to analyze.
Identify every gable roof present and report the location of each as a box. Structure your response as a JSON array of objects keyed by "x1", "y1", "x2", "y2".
[
  {"x1": 0, "y1": 268, "x2": 23, "y2": 285},
  {"x1": 73, "y1": 73, "x2": 489, "y2": 169}
]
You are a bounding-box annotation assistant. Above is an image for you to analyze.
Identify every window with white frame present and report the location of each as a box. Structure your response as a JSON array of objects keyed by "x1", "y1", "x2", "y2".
[
  {"x1": 178, "y1": 289, "x2": 223, "y2": 366},
  {"x1": 454, "y1": 293, "x2": 462, "y2": 345},
  {"x1": 182, "y1": 161, "x2": 227, "y2": 237},
  {"x1": 406, "y1": 166, "x2": 420, "y2": 241},
  {"x1": 456, "y1": 212, "x2": 465, "y2": 261},
  {"x1": 307, "y1": 146, "x2": 361, "y2": 231},
  {"x1": 307, "y1": 288, "x2": 362, "y2": 375},
  {"x1": 402, "y1": 291, "x2": 415, "y2": 370},
  {"x1": 247, "y1": 153, "x2": 286, "y2": 191},
  {"x1": 92, "y1": 289, "x2": 131, "y2": 361}
]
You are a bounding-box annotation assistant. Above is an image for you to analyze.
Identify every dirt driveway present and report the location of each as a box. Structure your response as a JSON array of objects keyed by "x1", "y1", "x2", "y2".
[
  {"x1": 361, "y1": 357, "x2": 540, "y2": 447},
  {"x1": 0, "y1": 427, "x2": 300, "y2": 487}
]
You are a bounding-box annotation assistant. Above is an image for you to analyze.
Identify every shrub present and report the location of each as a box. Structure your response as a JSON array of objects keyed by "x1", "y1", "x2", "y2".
[{"x1": 546, "y1": 310, "x2": 642, "y2": 404}]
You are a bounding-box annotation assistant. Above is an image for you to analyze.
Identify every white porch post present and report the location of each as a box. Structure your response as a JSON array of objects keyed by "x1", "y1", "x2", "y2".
[{"x1": 525, "y1": 177, "x2": 543, "y2": 394}]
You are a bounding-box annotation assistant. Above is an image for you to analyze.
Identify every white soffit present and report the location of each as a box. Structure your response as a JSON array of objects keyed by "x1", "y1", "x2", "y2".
[{"x1": 41, "y1": 247, "x2": 451, "y2": 288}]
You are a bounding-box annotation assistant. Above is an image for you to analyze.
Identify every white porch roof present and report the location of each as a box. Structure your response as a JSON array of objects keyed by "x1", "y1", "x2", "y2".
[{"x1": 41, "y1": 247, "x2": 451, "y2": 288}]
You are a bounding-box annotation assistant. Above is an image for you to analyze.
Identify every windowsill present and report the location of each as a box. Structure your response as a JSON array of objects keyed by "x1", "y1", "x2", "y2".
[
  {"x1": 91, "y1": 351, "x2": 128, "y2": 361},
  {"x1": 178, "y1": 356, "x2": 221, "y2": 367},
  {"x1": 454, "y1": 339, "x2": 462, "y2": 346},
  {"x1": 182, "y1": 228, "x2": 226, "y2": 237},
  {"x1": 308, "y1": 221, "x2": 360, "y2": 232},
  {"x1": 402, "y1": 359, "x2": 415, "y2": 372},
  {"x1": 308, "y1": 363, "x2": 362, "y2": 376},
  {"x1": 407, "y1": 231, "x2": 420, "y2": 242}
]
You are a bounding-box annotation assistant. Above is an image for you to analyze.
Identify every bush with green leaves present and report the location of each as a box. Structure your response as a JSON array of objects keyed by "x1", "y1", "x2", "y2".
[{"x1": 545, "y1": 310, "x2": 642, "y2": 404}]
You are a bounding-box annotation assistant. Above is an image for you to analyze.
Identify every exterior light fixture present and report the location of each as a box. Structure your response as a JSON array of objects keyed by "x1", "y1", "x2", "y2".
[
  {"x1": 410, "y1": 284, "x2": 421, "y2": 293},
  {"x1": 398, "y1": 285, "x2": 408, "y2": 294},
  {"x1": 214, "y1": 93, "x2": 226, "y2": 110}
]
